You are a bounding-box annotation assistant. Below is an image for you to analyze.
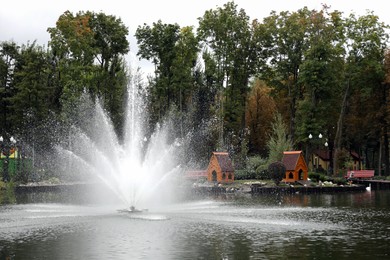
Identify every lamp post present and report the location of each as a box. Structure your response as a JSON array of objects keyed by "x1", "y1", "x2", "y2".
[
  {"x1": 0, "y1": 135, "x2": 17, "y2": 182},
  {"x1": 308, "y1": 133, "x2": 324, "y2": 172},
  {"x1": 324, "y1": 140, "x2": 330, "y2": 173}
]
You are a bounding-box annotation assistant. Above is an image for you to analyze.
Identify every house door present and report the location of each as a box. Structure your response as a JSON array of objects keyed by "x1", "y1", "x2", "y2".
[
  {"x1": 298, "y1": 169, "x2": 303, "y2": 180},
  {"x1": 212, "y1": 170, "x2": 217, "y2": 181}
]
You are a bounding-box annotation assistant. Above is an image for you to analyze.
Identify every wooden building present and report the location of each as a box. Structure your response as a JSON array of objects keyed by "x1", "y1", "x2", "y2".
[
  {"x1": 207, "y1": 152, "x2": 234, "y2": 183},
  {"x1": 309, "y1": 149, "x2": 362, "y2": 173},
  {"x1": 309, "y1": 149, "x2": 330, "y2": 173},
  {"x1": 282, "y1": 151, "x2": 308, "y2": 183}
]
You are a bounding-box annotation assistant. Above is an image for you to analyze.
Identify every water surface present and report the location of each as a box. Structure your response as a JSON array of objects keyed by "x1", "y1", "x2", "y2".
[{"x1": 1, "y1": 190, "x2": 389, "y2": 259}]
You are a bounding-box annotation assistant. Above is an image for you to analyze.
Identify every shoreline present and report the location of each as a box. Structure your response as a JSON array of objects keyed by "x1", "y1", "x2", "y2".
[
  {"x1": 189, "y1": 181, "x2": 368, "y2": 194},
  {"x1": 6, "y1": 180, "x2": 371, "y2": 194}
]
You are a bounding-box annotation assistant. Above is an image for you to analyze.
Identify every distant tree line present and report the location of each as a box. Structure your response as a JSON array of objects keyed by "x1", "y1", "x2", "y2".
[{"x1": 1, "y1": 1, "x2": 390, "y2": 177}]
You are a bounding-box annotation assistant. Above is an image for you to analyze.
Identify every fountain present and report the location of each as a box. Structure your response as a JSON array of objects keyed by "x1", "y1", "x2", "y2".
[
  {"x1": 54, "y1": 74, "x2": 184, "y2": 211},
  {"x1": 2, "y1": 75, "x2": 390, "y2": 260}
]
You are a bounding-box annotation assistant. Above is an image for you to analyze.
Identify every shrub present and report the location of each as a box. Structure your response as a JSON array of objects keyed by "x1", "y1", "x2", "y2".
[
  {"x1": 308, "y1": 172, "x2": 321, "y2": 182},
  {"x1": 0, "y1": 181, "x2": 6, "y2": 190},
  {"x1": 234, "y1": 169, "x2": 255, "y2": 180},
  {"x1": 333, "y1": 177, "x2": 347, "y2": 185},
  {"x1": 246, "y1": 156, "x2": 268, "y2": 180},
  {"x1": 308, "y1": 172, "x2": 327, "y2": 182},
  {"x1": 256, "y1": 169, "x2": 270, "y2": 180},
  {"x1": 268, "y1": 161, "x2": 286, "y2": 186}
]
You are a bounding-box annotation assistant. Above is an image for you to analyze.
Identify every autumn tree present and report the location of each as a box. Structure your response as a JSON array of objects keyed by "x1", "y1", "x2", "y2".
[{"x1": 245, "y1": 79, "x2": 276, "y2": 156}]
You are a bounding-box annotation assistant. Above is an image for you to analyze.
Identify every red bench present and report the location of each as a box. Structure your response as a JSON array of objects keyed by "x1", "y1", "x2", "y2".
[{"x1": 345, "y1": 170, "x2": 375, "y2": 180}]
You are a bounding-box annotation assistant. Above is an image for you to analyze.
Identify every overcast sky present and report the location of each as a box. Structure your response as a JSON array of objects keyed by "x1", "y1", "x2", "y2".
[{"x1": 1, "y1": 0, "x2": 389, "y2": 76}]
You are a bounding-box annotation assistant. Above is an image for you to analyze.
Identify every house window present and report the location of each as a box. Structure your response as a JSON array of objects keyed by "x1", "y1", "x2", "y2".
[
  {"x1": 222, "y1": 173, "x2": 226, "y2": 179},
  {"x1": 228, "y1": 173, "x2": 232, "y2": 179},
  {"x1": 288, "y1": 172, "x2": 293, "y2": 179}
]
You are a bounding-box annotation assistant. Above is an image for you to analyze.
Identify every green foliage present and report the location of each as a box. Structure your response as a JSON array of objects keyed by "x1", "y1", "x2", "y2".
[
  {"x1": 1, "y1": 5, "x2": 390, "y2": 179},
  {"x1": 0, "y1": 181, "x2": 16, "y2": 204},
  {"x1": 333, "y1": 177, "x2": 347, "y2": 185},
  {"x1": 197, "y1": 1, "x2": 254, "y2": 150},
  {"x1": 135, "y1": 21, "x2": 199, "y2": 131},
  {"x1": 0, "y1": 181, "x2": 5, "y2": 190},
  {"x1": 234, "y1": 169, "x2": 256, "y2": 180},
  {"x1": 268, "y1": 161, "x2": 286, "y2": 186},
  {"x1": 245, "y1": 155, "x2": 269, "y2": 179},
  {"x1": 47, "y1": 10, "x2": 129, "y2": 134},
  {"x1": 295, "y1": 8, "x2": 345, "y2": 145},
  {"x1": 246, "y1": 156, "x2": 263, "y2": 173},
  {"x1": 253, "y1": 7, "x2": 312, "y2": 141},
  {"x1": 308, "y1": 172, "x2": 327, "y2": 182},
  {"x1": 267, "y1": 113, "x2": 294, "y2": 163}
]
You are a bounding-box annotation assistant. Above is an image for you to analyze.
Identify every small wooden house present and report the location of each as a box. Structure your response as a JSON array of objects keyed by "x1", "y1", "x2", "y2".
[
  {"x1": 282, "y1": 151, "x2": 308, "y2": 183},
  {"x1": 310, "y1": 149, "x2": 362, "y2": 173},
  {"x1": 310, "y1": 149, "x2": 330, "y2": 173},
  {"x1": 207, "y1": 152, "x2": 234, "y2": 183}
]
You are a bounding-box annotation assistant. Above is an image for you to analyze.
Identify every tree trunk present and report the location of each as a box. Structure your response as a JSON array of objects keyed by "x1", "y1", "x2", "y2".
[
  {"x1": 378, "y1": 135, "x2": 383, "y2": 176},
  {"x1": 333, "y1": 80, "x2": 350, "y2": 175}
]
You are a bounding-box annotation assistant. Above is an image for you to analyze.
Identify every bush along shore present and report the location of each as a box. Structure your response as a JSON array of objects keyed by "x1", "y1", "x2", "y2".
[{"x1": 190, "y1": 175, "x2": 368, "y2": 194}]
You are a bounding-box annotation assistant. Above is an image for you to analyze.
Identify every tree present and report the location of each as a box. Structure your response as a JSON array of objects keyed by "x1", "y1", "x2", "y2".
[
  {"x1": 383, "y1": 49, "x2": 390, "y2": 176},
  {"x1": 245, "y1": 79, "x2": 276, "y2": 156},
  {"x1": 268, "y1": 161, "x2": 286, "y2": 185},
  {"x1": 136, "y1": 21, "x2": 200, "y2": 139},
  {"x1": 135, "y1": 20, "x2": 179, "y2": 127},
  {"x1": 135, "y1": 20, "x2": 180, "y2": 114},
  {"x1": 47, "y1": 10, "x2": 129, "y2": 133},
  {"x1": 295, "y1": 7, "x2": 346, "y2": 173},
  {"x1": 197, "y1": 1, "x2": 254, "y2": 153},
  {"x1": 10, "y1": 42, "x2": 54, "y2": 132},
  {"x1": 0, "y1": 41, "x2": 19, "y2": 134},
  {"x1": 267, "y1": 113, "x2": 294, "y2": 163},
  {"x1": 253, "y1": 8, "x2": 312, "y2": 143},
  {"x1": 334, "y1": 12, "x2": 389, "y2": 175}
]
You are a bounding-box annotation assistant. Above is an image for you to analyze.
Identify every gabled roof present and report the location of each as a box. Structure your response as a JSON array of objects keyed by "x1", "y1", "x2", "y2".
[
  {"x1": 213, "y1": 152, "x2": 234, "y2": 172},
  {"x1": 282, "y1": 151, "x2": 303, "y2": 171},
  {"x1": 314, "y1": 150, "x2": 361, "y2": 161},
  {"x1": 350, "y1": 151, "x2": 362, "y2": 161},
  {"x1": 314, "y1": 149, "x2": 330, "y2": 161}
]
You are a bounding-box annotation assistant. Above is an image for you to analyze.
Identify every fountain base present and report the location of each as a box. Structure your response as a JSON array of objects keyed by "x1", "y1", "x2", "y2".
[{"x1": 117, "y1": 206, "x2": 148, "y2": 213}]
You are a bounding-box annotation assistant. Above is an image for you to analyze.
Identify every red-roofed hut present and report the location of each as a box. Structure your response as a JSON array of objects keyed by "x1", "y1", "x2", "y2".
[
  {"x1": 282, "y1": 151, "x2": 308, "y2": 183},
  {"x1": 207, "y1": 152, "x2": 234, "y2": 183}
]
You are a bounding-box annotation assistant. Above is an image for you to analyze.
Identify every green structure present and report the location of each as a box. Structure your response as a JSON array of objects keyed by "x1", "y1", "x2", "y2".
[{"x1": 0, "y1": 151, "x2": 32, "y2": 182}]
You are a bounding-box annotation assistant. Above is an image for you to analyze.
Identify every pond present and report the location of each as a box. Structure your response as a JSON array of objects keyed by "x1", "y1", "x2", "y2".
[{"x1": 1, "y1": 188, "x2": 389, "y2": 259}]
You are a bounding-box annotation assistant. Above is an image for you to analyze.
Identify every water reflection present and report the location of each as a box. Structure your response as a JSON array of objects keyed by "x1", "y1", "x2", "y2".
[{"x1": 1, "y1": 190, "x2": 390, "y2": 259}]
